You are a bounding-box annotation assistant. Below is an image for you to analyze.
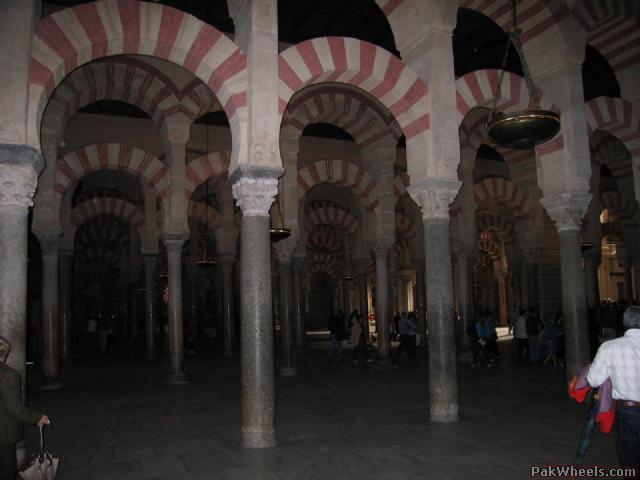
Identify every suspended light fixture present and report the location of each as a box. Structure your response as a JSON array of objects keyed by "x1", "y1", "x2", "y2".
[
  {"x1": 486, "y1": 0, "x2": 561, "y2": 150},
  {"x1": 269, "y1": 192, "x2": 291, "y2": 242},
  {"x1": 197, "y1": 124, "x2": 217, "y2": 268}
]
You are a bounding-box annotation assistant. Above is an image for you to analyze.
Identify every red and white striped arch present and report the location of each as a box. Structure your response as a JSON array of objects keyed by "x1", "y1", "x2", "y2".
[
  {"x1": 71, "y1": 197, "x2": 144, "y2": 237},
  {"x1": 278, "y1": 37, "x2": 429, "y2": 141},
  {"x1": 456, "y1": 70, "x2": 556, "y2": 125},
  {"x1": 459, "y1": 1, "x2": 563, "y2": 46},
  {"x1": 42, "y1": 61, "x2": 183, "y2": 138},
  {"x1": 188, "y1": 200, "x2": 223, "y2": 232},
  {"x1": 585, "y1": 97, "x2": 640, "y2": 165},
  {"x1": 476, "y1": 210, "x2": 515, "y2": 244},
  {"x1": 474, "y1": 177, "x2": 531, "y2": 219},
  {"x1": 308, "y1": 224, "x2": 342, "y2": 253},
  {"x1": 395, "y1": 212, "x2": 417, "y2": 240},
  {"x1": 298, "y1": 160, "x2": 379, "y2": 211},
  {"x1": 393, "y1": 172, "x2": 410, "y2": 198},
  {"x1": 282, "y1": 85, "x2": 401, "y2": 147},
  {"x1": 591, "y1": 133, "x2": 633, "y2": 180},
  {"x1": 305, "y1": 200, "x2": 359, "y2": 235},
  {"x1": 56, "y1": 143, "x2": 168, "y2": 200},
  {"x1": 600, "y1": 190, "x2": 637, "y2": 222},
  {"x1": 308, "y1": 251, "x2": 337, "y2": 270},
  {"x1": 29, "y1": 0, "x2": 246, "y2": 149},
  {"x1": 185, "y1": 151, "x2": 231, "y2": 198},
  {"x1": 574, "y1": 1, "x2": 640, "y2": 73}
]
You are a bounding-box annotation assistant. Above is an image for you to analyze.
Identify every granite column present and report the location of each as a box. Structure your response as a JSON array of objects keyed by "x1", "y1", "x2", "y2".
[
  {"x1": 164, "y1": 237, "x2": 189, "y2": 384},
  {"x1": 374, "y1": 242, "x2": 392, "y2": 362},
  {"x1": 39, "y1": 234, "x2": 61, "y2": 390}
]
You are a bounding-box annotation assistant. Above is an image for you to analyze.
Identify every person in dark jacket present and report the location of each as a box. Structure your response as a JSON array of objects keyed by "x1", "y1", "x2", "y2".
[{"x1": 0, "y1": 336, "x2": 50, "y2": 480}]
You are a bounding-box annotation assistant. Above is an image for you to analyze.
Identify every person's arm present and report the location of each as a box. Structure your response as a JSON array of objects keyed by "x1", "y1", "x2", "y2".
[
  {"x1": 586, "y1": 344, "x2": 609, "y2": 388},
  {"x1": 0, "y1": 370, "x2": 46, "y2": 426}
]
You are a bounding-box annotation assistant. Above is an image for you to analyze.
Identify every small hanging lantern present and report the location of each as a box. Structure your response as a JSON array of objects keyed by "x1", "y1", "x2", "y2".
[
  {"x1": 270, "y1": 193, "x2": 291, "y2": 242},
  {"x1": 486, "y1": 0, "x2": 561, "y2": 150}
]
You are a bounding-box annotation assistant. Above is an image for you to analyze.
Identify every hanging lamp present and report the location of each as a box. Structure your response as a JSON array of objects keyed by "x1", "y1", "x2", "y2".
[
  {"x1": 269, "y1": 193, "x2": 291, "y2": 242},
  {"x1": 486, "y1": 0, "x2": 561, "y2": 150},
  {"x1": 196, "y1": 124, "x2": 217, "y2": 268}
]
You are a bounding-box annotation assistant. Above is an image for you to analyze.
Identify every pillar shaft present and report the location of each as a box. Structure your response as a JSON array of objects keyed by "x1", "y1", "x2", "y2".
[
  {"x1": 143, "y1": 255, "x2": 157, "y2": 361},
  {"x1": 559, "y1": 228, "x2": 590, "y2": 376},
  {"x1": 374, "y1": 245, "x2": 391, "y2": 361},
  {"x1": 583, "y1": 253, "x2": 600, "y2": 308},
  {"x1": 40, "y1": 236, "x2": 60, "y2": 387},
  {"x1": 456, "y1": 253, "x2": 472, "y2": 350},
  {"x1": 292, "y1": 259, "x2": 306, "y2": 351},
  {"x1": 525, "y1": 259, "x2": 539, "y2": 309},
  {"x1": 423, "y1": 218, "x2": 458, "y2": 421},
  {"x1": 357, "y1": 262, "x2": 370, "y2": 344},
  {"x1": 278, "y1": 257, "x2": 296, "y2": 376},
  {"x1": 413, "y1": 260, "x2": 427, "y2": 340},
  {"x1": 232, "y1": 172, "x2": 280, "y2": 448},
  {"x1": 59, "y1": 251, "x2": 73, "y2": 360},
  {"x1": 220, "y1": 255, "x2": 236, "y2": 358},
  {"x1": 165, "y1": 238, "x2": 188, "y2": 384}
]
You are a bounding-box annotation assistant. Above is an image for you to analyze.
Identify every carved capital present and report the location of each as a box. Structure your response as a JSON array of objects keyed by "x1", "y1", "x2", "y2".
[
  {"x1": 0, "y1": 163, "x2": 38, "y2": 210},
  {"x1": 407, "y1": 179, "x2": 461, "y2": 220},
  {"x1": 163, "y1": 236, "x2": 186, "y2": 255},
  {"x1": 232, "y1": 176, "x2": 279, "y2": 217},
  {"x1": 372, "y1": 238, "x2": 394, "y2": 258},
  {"x1": 273, "y1": 234, "x2": 299, "y2": 263},
  {"x1": 541, "y1": 192, "x2": 591, "y2": 233}
]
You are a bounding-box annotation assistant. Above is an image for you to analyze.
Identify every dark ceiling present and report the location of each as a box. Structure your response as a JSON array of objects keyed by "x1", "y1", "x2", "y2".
[{"x1": 50, "y1": 1, "x2": 621, "y2": 131}]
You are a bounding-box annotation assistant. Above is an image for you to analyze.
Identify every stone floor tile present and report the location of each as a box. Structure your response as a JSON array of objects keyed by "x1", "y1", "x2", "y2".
[{"x1": 140, "y1": 455, "x2": 188, "y2": 478}]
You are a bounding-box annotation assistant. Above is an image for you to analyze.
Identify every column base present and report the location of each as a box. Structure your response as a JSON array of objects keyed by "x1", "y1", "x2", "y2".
[
  {"x1": 280, "y1": 366, "x2": 297, "y2": 377},
  {"x1": 40, "y1": 379, "x2": 62, "y2": 391},
  {"x1": 242, "y1": 427, "x2": 277, "y2": 448},
  {"x1": 430, "y1": 404, "x2": 458, "y2": 423},
  {"x1": 166, "y1": 371, "x2": 190, "y2": 385}
]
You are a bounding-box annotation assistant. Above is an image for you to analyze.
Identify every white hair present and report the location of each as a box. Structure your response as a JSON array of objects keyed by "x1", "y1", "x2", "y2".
[{"x1": 623, "y1": 307, "x2": 640, "y2": 329}]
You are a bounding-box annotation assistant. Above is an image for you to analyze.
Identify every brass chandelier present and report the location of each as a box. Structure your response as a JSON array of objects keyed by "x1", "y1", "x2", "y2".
[{"x1": 486, "y1": 0, "x2": 561, "y2": 150}]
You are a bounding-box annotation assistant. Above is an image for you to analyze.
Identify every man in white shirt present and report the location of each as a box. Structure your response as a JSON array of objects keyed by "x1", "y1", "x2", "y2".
[{"x1": 588, "y1": 306, "x2": 640, "y2": 470}]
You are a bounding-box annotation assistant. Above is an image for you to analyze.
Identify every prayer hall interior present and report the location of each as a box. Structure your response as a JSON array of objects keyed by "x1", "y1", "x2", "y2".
[{"x1": 0, "y1": 0, "x2": 638, "y2": 478}]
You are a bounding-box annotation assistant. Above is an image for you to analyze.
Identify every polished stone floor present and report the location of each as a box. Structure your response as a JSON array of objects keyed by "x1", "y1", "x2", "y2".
[{"x1": 23, "y1": 332, "x2": 617, "y2": 480}]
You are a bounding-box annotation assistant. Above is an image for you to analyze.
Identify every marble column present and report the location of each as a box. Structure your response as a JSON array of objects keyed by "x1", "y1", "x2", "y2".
[
  {"x1": 355, "y1": 259, "x2": 370, "y2": 344},
  {"x1": 292, "y1": 257, "x2": 306, "y2": 352},
  {"x1": 39, "y1": 234, "x2": 61, "y2": 390},
  {"x1": 143, "y1": 254, "x2": 157, "y2": 361},
  {"x1": 274, "y1": 248, "x2": 296, "y2": 377},
  {"x1": 164, "y1": 237, "x2": 189, "y2": 384},
  {"x1": 495, "y1": 271, "x2": 508, "y2": 326},
  {"x1": 582, "y1": 249, "x2": 601, "y2": 308},
  {"x1": 0, "y1": 161, "x2": 38, "y2": 383},
  {"x1": 59, "y1": 250, "x2": 73, "y2": 360},
  {"x1": 454, "y1": 251, "x2": 473, "y2": 350},
  {"x1": 374, "y1": 242, "x2": 393, "y2": 362},
  {"x1": 412, "y1": 258, "x2": 427, "y2": 340},
  {"x1": 219, "y1": 254, "x2": 236, "y2": 358},
  {"x1": 542, "y1": 196, "x2": 591, "y2": 378},
  {"x1": 409, "y1": 183, "x2": 460, "y2": 423},
  {"x1": 231, "y1": 170, "x2": 280, "y2": 448}
]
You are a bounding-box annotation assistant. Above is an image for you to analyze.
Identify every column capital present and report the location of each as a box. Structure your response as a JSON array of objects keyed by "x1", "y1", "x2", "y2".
[
  {"x1": 163, "y1": 234, "x2": 187, "y2": 254},
  {"x1": 541, "y1": 192, "x2": 591, "y2": 233},
  {"x1": 37, "y1": 233, "x2": 60, "y2": 257},
  {"x1": 273, "y1": 235, "x2": 299, "y2": 264},
  {"x1": 372, "y1": 237, "x2": 394, "y2": 258},
  {"x1": 0, "y1": 162, "x2": 38, "y2": 210},
  {"x1": 407, "y1": 179, "x2": 461, "y2": 220},
  {"x1": 230, "y1": 166, "x2": 283, "y2": 217}
]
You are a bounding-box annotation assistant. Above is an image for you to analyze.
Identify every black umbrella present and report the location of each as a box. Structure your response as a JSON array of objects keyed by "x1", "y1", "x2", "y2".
[{"x1": 576, "y1": 390, "x2": 600, "y2": 465}]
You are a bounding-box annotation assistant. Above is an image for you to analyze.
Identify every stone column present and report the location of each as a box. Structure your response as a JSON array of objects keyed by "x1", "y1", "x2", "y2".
[
  {"x1": 582, "y1": 249, "x2": 601, "y2": 308},
  {"x1": 231, "y1": 169, "x2": 280, "y2": 448},
  {"x1": 219, "y1": 254, "x2": 236, "y2": 358},
  {"x1": 522, "y1": 248, "x2": 541, "y2": 309},
  {"x1": 409, "y1": 182, "x2": 460, "y2": 422},
  {"x1": 374, "y1": 242, "x2": 393, "y2": 363},
  {"x1": 164, "y1": 237, "x2": 189, "y2": 384},
  {"x1": 623, "y1": 259, "x2": 634, "y2": 302},
  {"x1": 0, "y1": 161, "x2": 38, "y2": 382},
  {"x1": 542, "y1": 195, "x2": 591, "y2": 378},
  {"x1": 453, "y1": 250, "x2": 473, "y2": 350},
  {"x1": 412, "y1": 257, "x2": 427, "y2": 340},
  {"x1": 143, "y1": 254, "x2": 157, "y2": 361},
  {"x1": 292, "y1": 257, "x2": 306, "y2": 352},
  {"x1": 495, "y1": 271, "x2": 508, "y2": 326},
  {"x1": 274, "y1": 240, "x2": 297, "y2": 377},
  {"x1": 355, "y1": 258, "x2": 370, "y2": 344},
  {"x1": 39, "y1": 234, "x2": 61, "y2": 390},
  {"x1": 59, "y1": 250, "x2": 73, "y2": 360}
]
